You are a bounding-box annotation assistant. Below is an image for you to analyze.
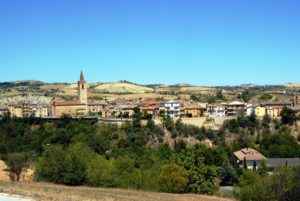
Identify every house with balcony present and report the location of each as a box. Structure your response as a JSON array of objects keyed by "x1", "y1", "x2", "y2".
[
  {"x1": 208, "y1": 104, "x2": 226, "y2": 117},
  {"x1": 223, "y1": 101, "x2": 245, "y2": 117},
  {"x1": 165, "y1": 100, "x2": 181, "y2": 118}
]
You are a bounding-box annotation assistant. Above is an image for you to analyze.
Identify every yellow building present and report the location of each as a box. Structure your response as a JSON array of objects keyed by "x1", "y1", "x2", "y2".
[
  {"x1": 184, "y1": 107, "x2": 199, "y2": 117},
  {"x1": 255, "y1": 106, "x2": 266, "y2": 117},
  {"x1": 9, "y1": 104, "x2": 23, "y2": 117},
  {"x1": 0, "y1": 106, "x2": 9, "y2": 117}
]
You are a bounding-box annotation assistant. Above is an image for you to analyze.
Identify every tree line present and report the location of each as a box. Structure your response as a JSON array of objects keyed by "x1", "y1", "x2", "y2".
[{"x1": 0, "y1": 106, "x2": 299, "y2": 200}]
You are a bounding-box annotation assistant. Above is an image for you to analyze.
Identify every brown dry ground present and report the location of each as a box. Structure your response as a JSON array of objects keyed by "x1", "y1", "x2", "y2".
[{"x1": 0, "y1": 182, "x2": 235, "y2": 201}]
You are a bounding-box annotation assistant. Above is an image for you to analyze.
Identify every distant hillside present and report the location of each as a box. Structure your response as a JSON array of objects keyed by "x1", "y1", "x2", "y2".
[
  {"x1": 94, "y1": 82, "x2": 155, "y2": 94},
  {"x1": 283, "y1": 83, "x2": 300, "y2": 88},
  {"x1": 1, "y1": 80, "x2": 299, "y2": 101}
]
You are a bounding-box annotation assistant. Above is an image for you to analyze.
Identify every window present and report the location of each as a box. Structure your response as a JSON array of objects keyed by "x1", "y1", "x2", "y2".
[{"x1": 82, "y1": 84, "x2": 84, "y2": 89}]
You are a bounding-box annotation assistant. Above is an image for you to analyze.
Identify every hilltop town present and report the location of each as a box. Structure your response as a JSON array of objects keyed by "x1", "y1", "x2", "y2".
[
  {"x1": 1, "y1": 72, "x2": 300, "y2": 201},
  {"x1": 1, "y1": 71, "x2": 300, "y2": 130}
]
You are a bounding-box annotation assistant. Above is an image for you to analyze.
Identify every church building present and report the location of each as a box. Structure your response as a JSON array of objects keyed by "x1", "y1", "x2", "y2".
[{"x1": 51, "y1": 71, "x2": 89, "y2": 117}]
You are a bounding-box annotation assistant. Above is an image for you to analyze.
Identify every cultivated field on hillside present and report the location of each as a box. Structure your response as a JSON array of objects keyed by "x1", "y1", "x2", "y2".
[
  {"x1": 0, "y1": 182, "x2": 235, "y2": 201},
  {"x1": 94, "y1": 82, "x2": 155, "y2": 94}
]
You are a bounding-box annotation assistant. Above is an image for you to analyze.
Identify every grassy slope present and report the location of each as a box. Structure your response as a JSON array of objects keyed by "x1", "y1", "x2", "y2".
[{"x1": 0, "y1": 182, "x2": 234, "y2": 201}]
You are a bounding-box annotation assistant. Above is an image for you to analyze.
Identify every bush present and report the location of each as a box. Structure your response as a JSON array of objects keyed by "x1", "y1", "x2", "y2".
[
  {"x1": 63, "y1": 143, "x2": 95, "y2": 185},
  {"x1": 281, "y1": 107, "x2": 297, "y2": 125},
  {"x1": 86, "y1": 155, "x2": 116, "y2": 187},
  {"x1": 4, "y1": 152, "x2": 31, "y2": 181},
  {"x1": 237, "y1": 167, "x2": 300, "y2": 201},
  {"x1": 259, "y1": 93, "x2": 273, "y2": 101},
  {"x1": 36, "y1": 143, "x2": 95, "y2": 185},
  {"x1": 36, "y1": 145, "x2": 67, "y2": 183},
  {"x1": 158, "y1": 163, "x2": 188, "y2": 193}
]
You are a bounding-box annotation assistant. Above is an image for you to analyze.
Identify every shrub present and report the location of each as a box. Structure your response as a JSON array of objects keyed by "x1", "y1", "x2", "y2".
[
  {"x1": 36, "y1": 145, "x2": 67, "y2": 183},
  {"x1": 158, "y1": 163, "x2": 188, "y2": 193},
  {"x1": 259, "y1": 93, "x2": 273, "y2": 101},
  {"x1": 86, "y1": 155, "x2": 116, "y2": 187},
  {"x1": 4, "y1": 152, "x2": 31, "y2": 181},
  {"x1": 63, "y1": 143, "x2": 95, "y2": 185}
]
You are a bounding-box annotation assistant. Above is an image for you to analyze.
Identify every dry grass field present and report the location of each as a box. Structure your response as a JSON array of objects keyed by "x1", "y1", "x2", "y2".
[
  {"x1": 283, "y1": 83, "x2": 300, "y2": 88},
  {"x1": 94, "y1": 82, "x2": 155, "y2": 94},
  {"x1": 0, "y1": 182, "x2": 235, "y2": 201},
  {"x1": 89, "y1": 92, "x2": 178, "y2": 101}
]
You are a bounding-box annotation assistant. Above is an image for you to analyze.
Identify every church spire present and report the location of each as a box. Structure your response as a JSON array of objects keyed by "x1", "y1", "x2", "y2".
[{"x1": 80, "y1": 70, "x2": 85, "y2": 82}]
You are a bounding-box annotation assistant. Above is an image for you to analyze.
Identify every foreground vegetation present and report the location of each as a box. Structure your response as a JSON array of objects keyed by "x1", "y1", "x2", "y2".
[
  {"x1": 0, "y1": 107, "x2": 299, "y2": 200},
  {"x1": 237, "y1": 166, "x2": 300, "y2": 201}
]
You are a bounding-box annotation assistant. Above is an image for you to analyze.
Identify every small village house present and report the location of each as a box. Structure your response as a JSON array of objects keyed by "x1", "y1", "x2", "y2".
[
  {"x1": 246, "y1": 104, "x2": 255, "y2": 116},
  {"x1": 255, "y1": 105, "x2": 266, "y2": 117},
  {"x1": 184, "y1": 102, "x2": 199, "y2": 117},
  {"x1": 198, "y1": 103, "x2": 208, "y2": 117},
  {"x1": 165, "y1": 100, "x2": 181, "y2": 118},
  {"x1": 224, "y1": 101, "x2": 245, "y2": 116},
  {"x1": 234, "y1": 148, "x2": 267, "y2": 170},
  {"x1": 141, "y1": 100, "x2": 158, "y2": 117},
  {"x1": 208, "y1": 104, "x2": 226, "y2": 117}
]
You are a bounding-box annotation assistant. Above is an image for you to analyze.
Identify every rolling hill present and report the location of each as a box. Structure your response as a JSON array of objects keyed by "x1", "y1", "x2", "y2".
[{"x1": 94, "y1": 82, "x2": 155, "y2": 94}]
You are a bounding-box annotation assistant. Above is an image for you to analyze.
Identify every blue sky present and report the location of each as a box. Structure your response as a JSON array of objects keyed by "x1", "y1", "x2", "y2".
[{"x1": 0, "y1": 0, "x2": 299, "y2": 86}]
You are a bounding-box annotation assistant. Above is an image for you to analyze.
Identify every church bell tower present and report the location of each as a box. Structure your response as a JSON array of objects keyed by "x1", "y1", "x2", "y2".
[{"x1": 78, "y1": 71, "x2": 87, "y2": 104}]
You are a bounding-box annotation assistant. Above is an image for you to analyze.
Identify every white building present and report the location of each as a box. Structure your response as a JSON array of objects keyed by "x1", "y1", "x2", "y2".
[
  {"x1": 246, "y1": 104, "x2": 255, "y2": 116},
  {"x1": 208, "y1": 105, "x2": 226, "y2": 117},
  {"x1": 165, "y1": 100, "x2": 181, "y2": 118}
]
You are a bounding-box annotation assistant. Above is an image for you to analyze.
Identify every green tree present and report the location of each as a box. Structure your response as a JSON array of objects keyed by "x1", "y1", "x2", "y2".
[
  {"x1": 158, "y1": 163, "x2": 188, "y2": 193},
  {"x1": 216, "y1": 90, "x2": 224, "y2": 100},
  {"x1": 36, "y1": 145, "x2": 67, "y2": 184},
  {"x1": 239, "y1": 177, "x2": 271, "y2": 201},
  {"x1": 64, "y1": 143, "x2": 95, "y2": 185},
  {"x1": 260, "y1": 93, "x2": 273, "y2": 101},
  {"x1": 257, "y1": 160, "x2": 268, "y2": 176},
  {"x1": 190, "y1": 94, "x2": 201, "y2": 102},
  {"x1": 86, "y1": 155, "x2": 116, "y2": 187},
  {"x1": 207, "y1": 95, "x2": 216, "y2": 104},
  {"x1": 173, "y1": 146, "x2": 219, "y2": 194},
  {"x1": 4, "y1": 152, "x2": 31, "y2": 181},
  {"x1": 262, "y1": 114, "x2": 271, "y2": 129},
  {"x1": 270, "y1": 167, "x2": 294, "y2": 201},
  {"x1": 280, "y1": 107, "x2": 297, "y2": 125},
  {"x1": 240, "y1": 90, "x2": 254, "y2": 102}
]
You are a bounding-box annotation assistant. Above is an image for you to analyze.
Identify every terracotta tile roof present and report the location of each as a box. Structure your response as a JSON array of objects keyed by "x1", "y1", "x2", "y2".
[
  {"x1": 234, "y1": 148, "x2": 267, "y2": 161},
  {"x1": 53, "y1": 100, "x2": 86, "y2": 106},
  {"x1": 143, "y1": 100, "x2": 156, "y2": 106}
]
